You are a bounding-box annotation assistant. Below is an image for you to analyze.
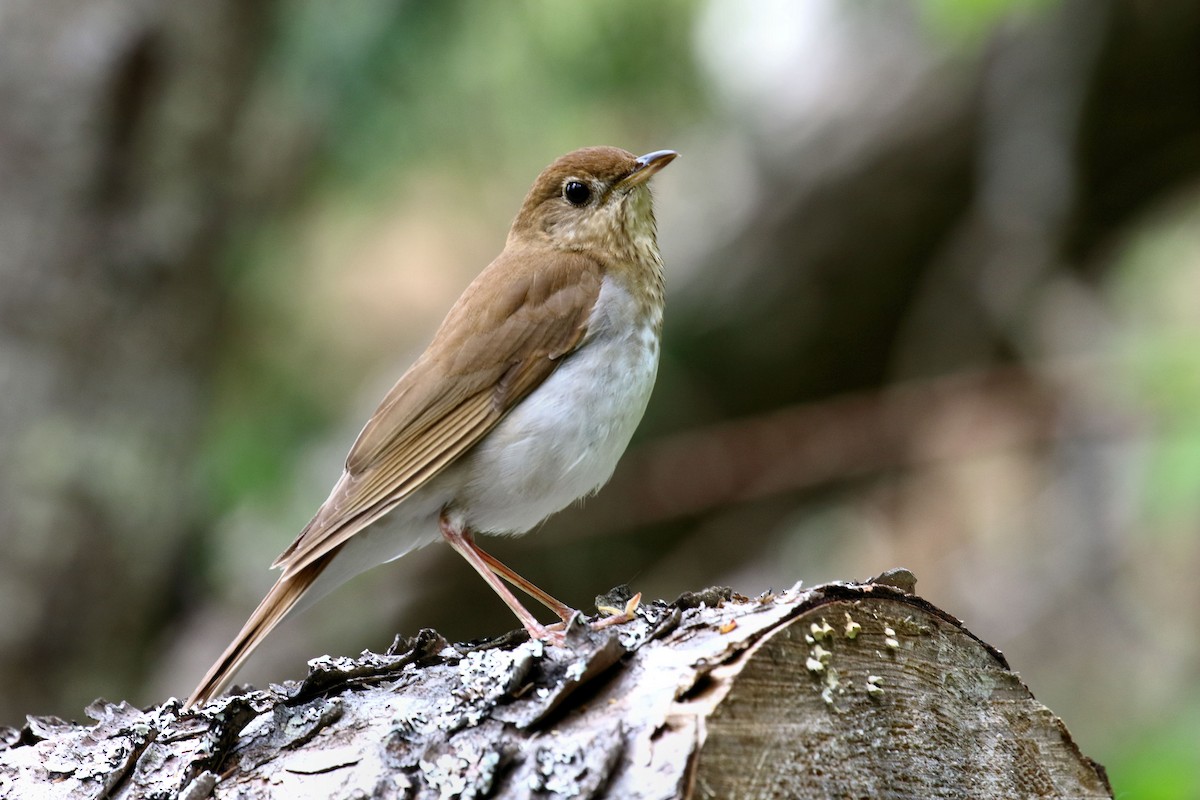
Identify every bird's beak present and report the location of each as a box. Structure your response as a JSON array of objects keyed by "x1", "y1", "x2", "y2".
[{"x1": 618, "y1": 150, "x2": 678, "y2": 189}]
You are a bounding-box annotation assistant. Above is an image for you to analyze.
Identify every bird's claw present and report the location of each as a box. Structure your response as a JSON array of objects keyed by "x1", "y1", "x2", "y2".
[{"x1": 530, "y1": 593, "x2": 641, "y2": 643}]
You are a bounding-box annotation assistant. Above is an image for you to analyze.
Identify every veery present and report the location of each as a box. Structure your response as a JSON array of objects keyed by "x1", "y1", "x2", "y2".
[{"x1": 188, "y1": 146, "x2": 676, "y2": 706}]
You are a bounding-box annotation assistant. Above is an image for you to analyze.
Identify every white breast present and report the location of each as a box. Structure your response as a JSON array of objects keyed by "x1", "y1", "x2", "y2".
[{"x1": 454, "y1": 274, "x2": 660, "y2": 535}]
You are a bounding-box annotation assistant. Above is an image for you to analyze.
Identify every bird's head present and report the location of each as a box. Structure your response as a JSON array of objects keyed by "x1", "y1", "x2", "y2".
[{"x1": 509, "y1": 147, "x2": 677, "y2": 260}]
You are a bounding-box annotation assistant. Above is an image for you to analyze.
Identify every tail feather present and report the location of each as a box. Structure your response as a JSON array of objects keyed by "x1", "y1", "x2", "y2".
[{"x1": 187, "y1": 553, "x2": 336, "y2": 707}]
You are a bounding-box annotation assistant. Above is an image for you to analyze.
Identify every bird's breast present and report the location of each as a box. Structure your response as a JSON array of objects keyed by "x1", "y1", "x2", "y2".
[{"x1": 453, "y1": 274, "x2": 661, "y2": 534}]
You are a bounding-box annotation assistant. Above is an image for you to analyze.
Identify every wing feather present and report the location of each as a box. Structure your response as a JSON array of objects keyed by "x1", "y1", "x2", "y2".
[{"x1": 273, "y1": 247, "x2": 603, "y2": 574}]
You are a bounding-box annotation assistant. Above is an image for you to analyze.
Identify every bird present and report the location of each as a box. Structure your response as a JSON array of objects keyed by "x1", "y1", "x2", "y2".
[{"x1": 187, "y1": 146, "x2": 677, "y2": 706}]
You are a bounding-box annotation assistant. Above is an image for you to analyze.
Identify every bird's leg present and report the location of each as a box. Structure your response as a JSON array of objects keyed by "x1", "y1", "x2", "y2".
[
  {"x1": 474, "y1": 548, "x2": 577, "y2": 624},
  {"x1": 481, "y1": 547, "x2": 639, "y2": 631},
  {"x1": 439, "y1": 512, "x2": 565, "y2": 644}
]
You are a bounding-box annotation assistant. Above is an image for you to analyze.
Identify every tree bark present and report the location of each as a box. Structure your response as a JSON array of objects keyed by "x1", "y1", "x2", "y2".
[{"x1": 0, "y1": 574, "x2": 1112, "y2": 799}]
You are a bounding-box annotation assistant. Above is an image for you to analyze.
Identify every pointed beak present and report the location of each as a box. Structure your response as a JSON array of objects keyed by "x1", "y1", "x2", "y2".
[{"x1": 617, "y1": 149, "x2": 678, "y2": 189}]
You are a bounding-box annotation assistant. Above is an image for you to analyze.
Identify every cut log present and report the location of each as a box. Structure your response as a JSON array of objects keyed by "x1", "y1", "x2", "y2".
[{"x1": 0, "y1": 574, "x2": 1112, "y2": 799}]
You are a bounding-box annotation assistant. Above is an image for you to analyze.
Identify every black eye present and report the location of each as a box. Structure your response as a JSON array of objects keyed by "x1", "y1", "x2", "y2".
[{"x1": 563, "y1": 180, "x2": 591, "y2": 206}]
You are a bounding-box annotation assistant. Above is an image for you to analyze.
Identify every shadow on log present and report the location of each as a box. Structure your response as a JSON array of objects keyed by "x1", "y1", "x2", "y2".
[{"x1": 0, "y1": 572, "x2": 1112, "y2": 799}]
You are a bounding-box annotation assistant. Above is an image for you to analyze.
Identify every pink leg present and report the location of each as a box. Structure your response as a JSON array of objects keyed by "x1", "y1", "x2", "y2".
[
  {"x1": 480, "y1": 547, "x2": 639, "y2": 631},
  {"x1": 439, "y1": 513, "x2": 564, "y2": 643},
  {"x1": 474, "y1": 547, "x2": 576, "y2": 623}
]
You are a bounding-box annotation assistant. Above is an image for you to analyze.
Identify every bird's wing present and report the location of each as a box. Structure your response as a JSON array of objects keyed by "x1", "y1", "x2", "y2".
[{"x1": 274, "y1": 248, "x2": 604, "y2": 575}]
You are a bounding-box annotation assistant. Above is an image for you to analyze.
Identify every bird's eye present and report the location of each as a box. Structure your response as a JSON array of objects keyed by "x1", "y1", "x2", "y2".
[{"x1": 563, "y1": 181, "x2": 591, "y2": 206}]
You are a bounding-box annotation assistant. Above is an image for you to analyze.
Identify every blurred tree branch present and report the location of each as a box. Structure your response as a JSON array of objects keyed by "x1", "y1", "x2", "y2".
[{"x1": 552, "y1": 367, "x2": 1079, "y2": 540}]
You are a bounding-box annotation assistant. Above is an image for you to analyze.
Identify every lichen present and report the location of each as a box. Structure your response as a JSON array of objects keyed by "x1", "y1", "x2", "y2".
[{"x1": 419, "y1": 745, "x2": 500, "y2": 800}]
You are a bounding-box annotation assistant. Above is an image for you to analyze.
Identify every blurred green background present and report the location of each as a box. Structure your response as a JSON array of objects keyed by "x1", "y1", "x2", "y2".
[{"x1": 1, "y1": 0, "x2": 1198, "y2": 794}]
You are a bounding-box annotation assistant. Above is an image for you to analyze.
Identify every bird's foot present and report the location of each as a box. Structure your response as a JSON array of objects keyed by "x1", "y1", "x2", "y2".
[
  {"x1": 527, "y1": 593, "x2": 640, "y2": 643},
  {"x1": 527, "y1": 620, "x2": 569, "y2": 646}
]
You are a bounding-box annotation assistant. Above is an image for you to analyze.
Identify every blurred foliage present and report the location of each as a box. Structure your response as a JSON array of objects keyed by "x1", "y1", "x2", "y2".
[
  {"x1": 918, "y1": 0, "x2": 1059, "y2": 45},
  {"x1": 200, "y1": 354, "x2": 330, "y2": 512},
  {"x1": 1112, "y1": 197, "x2": 1200, "y2": 528},
  {"x1": 265, "y1": 0, "x2": 707, "y2": 193},
  {"x1": 1107, "y1": 700, "x2": 1200, "y2": 800}
]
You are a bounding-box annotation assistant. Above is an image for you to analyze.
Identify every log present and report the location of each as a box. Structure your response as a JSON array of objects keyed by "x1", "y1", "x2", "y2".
[{"x1": 0, "y1": 573, "x2": 1112, "y2": 799}]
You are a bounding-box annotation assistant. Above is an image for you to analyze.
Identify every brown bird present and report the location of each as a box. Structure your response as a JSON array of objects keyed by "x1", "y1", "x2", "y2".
[{"x1": 188, "y1": 146, "x2": 676, "y2": 706}]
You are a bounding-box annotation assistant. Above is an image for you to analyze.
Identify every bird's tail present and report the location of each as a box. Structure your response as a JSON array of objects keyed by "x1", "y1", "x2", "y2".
[{"x1": 186, "y1": 552, "x2": 336, "y2": 707}]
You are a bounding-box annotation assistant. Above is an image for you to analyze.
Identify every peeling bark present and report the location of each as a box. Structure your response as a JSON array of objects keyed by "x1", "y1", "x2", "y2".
[{"x1": 0, "y1": 576, "x2": 1112, "y2": 799}]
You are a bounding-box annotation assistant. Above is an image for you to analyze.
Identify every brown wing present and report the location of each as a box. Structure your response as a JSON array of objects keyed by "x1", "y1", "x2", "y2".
[{"x1": 274, "y1": 246, "x2": 604, "y2": 575}]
